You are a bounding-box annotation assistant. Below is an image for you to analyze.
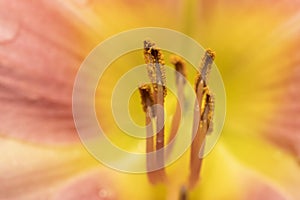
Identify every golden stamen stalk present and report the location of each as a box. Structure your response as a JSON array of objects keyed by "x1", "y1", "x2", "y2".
[
  {"x1": 189, "y1": 80, "x2": 205, "y2": 188},
  {"x1": 189, "y1": 49, "x2": 215, "y2": 188},
  {"x1": 154, "y1": 85, "x2": 165, "y2": 170},
  {"x1": 167, "y1": 56, "x2": 187, "y2": 155},
  {"x1": 139, "y1": 84, "x2": 159, "y2": 184},
  {"x1": 144, "y1": 40, "x2": 167, "y2": 181}
]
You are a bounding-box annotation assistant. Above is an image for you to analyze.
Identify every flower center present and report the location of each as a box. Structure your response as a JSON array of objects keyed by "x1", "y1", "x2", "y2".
[{"x1": 139, "y1": 40, "x2": 215, "y2": 191}]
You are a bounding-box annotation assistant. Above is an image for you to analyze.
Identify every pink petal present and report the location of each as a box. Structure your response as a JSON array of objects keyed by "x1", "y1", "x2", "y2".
[
  {"x1": 0, "y1": 0, "x2": 99, "y2": 144},
  {"x1": 244, "y1": 181, "x2": 288, "y2": 200},
  {"x1": 53, "y1": 169, "x2": 119, "y2": 200},
  {"x1": 265, "y1": 65, "x2": 300, "y2": 160}
]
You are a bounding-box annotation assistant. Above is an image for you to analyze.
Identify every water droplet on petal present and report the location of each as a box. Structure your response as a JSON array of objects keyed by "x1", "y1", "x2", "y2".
[
  {"x1": 98, "y1": 189, "x2": 112, "y2": 200},
  {"x1": 0, "y1": 7, "x2": 20, "y2": 44}
]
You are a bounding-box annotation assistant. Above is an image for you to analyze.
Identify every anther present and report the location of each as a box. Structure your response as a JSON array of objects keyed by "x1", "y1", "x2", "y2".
[
  {"x1": 195, "y1": 49, "x2": 215, "y2": 89},
  {"x1": 144, "y1": 40, "x2": 167, "y2": 97},
  {"x1": 139, "y1": 84, "x2": 155, "y2": 117},
  {"x1": 170, "y1": 55, "x2": 187, "y2": 85}
]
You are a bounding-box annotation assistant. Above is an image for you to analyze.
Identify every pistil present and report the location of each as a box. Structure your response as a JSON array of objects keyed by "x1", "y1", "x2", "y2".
[{"x1": 168, "y1": 55, "x2": 187, "y2": 153}]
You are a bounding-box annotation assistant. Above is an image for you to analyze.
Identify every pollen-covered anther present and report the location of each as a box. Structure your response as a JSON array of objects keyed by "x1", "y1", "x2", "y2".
[
  {"x1": 143, "y1": 40, "x2": 167, "y2": 97},
  {"x1": 199, "y1": 87, "x2": 215, "y2": 134},
  {"x1": 200, "y1": 87, "x2": 210, "y2": 116},
  {"x1": 138, "y1": 84, "x2": 154, "y2": 114},
  {"x1": 206, "y1": 92, "x2": 215, "y2": 134},
  {"x1": 198, "y1": 49, "x2": 216, "y2": 85}
]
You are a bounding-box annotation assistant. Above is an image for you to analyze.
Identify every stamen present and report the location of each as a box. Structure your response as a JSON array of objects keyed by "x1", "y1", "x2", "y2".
[
  {"x1": 195, "y1": 49, "x2": 215, "y2": 88},
  {"x1": 144, "y1": 40, "x2": 167, "y2": 181},
  {"x1": 205, "y1": 92, "x2": 215, "y2": 135},
  {"x1": 139, "y1": 84, "x2": 159, "y2": 184},
  {"x1": 189, "y1": 80, "x2": 205, "y2": 189},
  {"x1": 167, "y1": 56, "x2": 187, "y2": 153},
  {"x1": 139, "y1": 84, "x2": 155, "y2": 117},
  {"x1": 189, "y1": 50, "x2": 215, "y2": 188},
  {"x1": 144, "y1": 40, "x2": 167, "y2": 96},
  {"x1": 141, "y1": 42, "x2": 216, "y2": 188}
]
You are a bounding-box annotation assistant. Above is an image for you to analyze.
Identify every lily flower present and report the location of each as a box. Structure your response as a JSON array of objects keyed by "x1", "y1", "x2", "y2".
[{"x1": 0, "y1": 0, "x2": 299, "y2": 199}]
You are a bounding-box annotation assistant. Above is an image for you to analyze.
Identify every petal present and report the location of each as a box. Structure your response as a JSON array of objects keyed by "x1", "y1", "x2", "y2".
[
  {"x1": 189, "y1": 143, "x2": 300, "y2": 199},
  {"x1": 52, "y1": 169, "x2": 119, "y2": 200},
  {"x1": 261, "y1": 11, "x2": 300, "y2": 158},
  {"x1": 221, "y1": 132, "x2": 300, "y2": 199},
  {"x1": 196, "y1": 0, "x2": 300, "y2": 160},
  {"x1": 244, "y1": 182, "x2": 288, "y2": 200},
  {"x1": 265, "y1": 64, "x2": 300, "y2": 159},
  {"x1": 0, "y1": 0, "x2": 100, "y2": 144},
  {"x1": 0, "y1": 138, "x2": 98, "y2": 199},
  {"x1": 0, "y1": 0, "x2": 182, "y2": 144}
]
